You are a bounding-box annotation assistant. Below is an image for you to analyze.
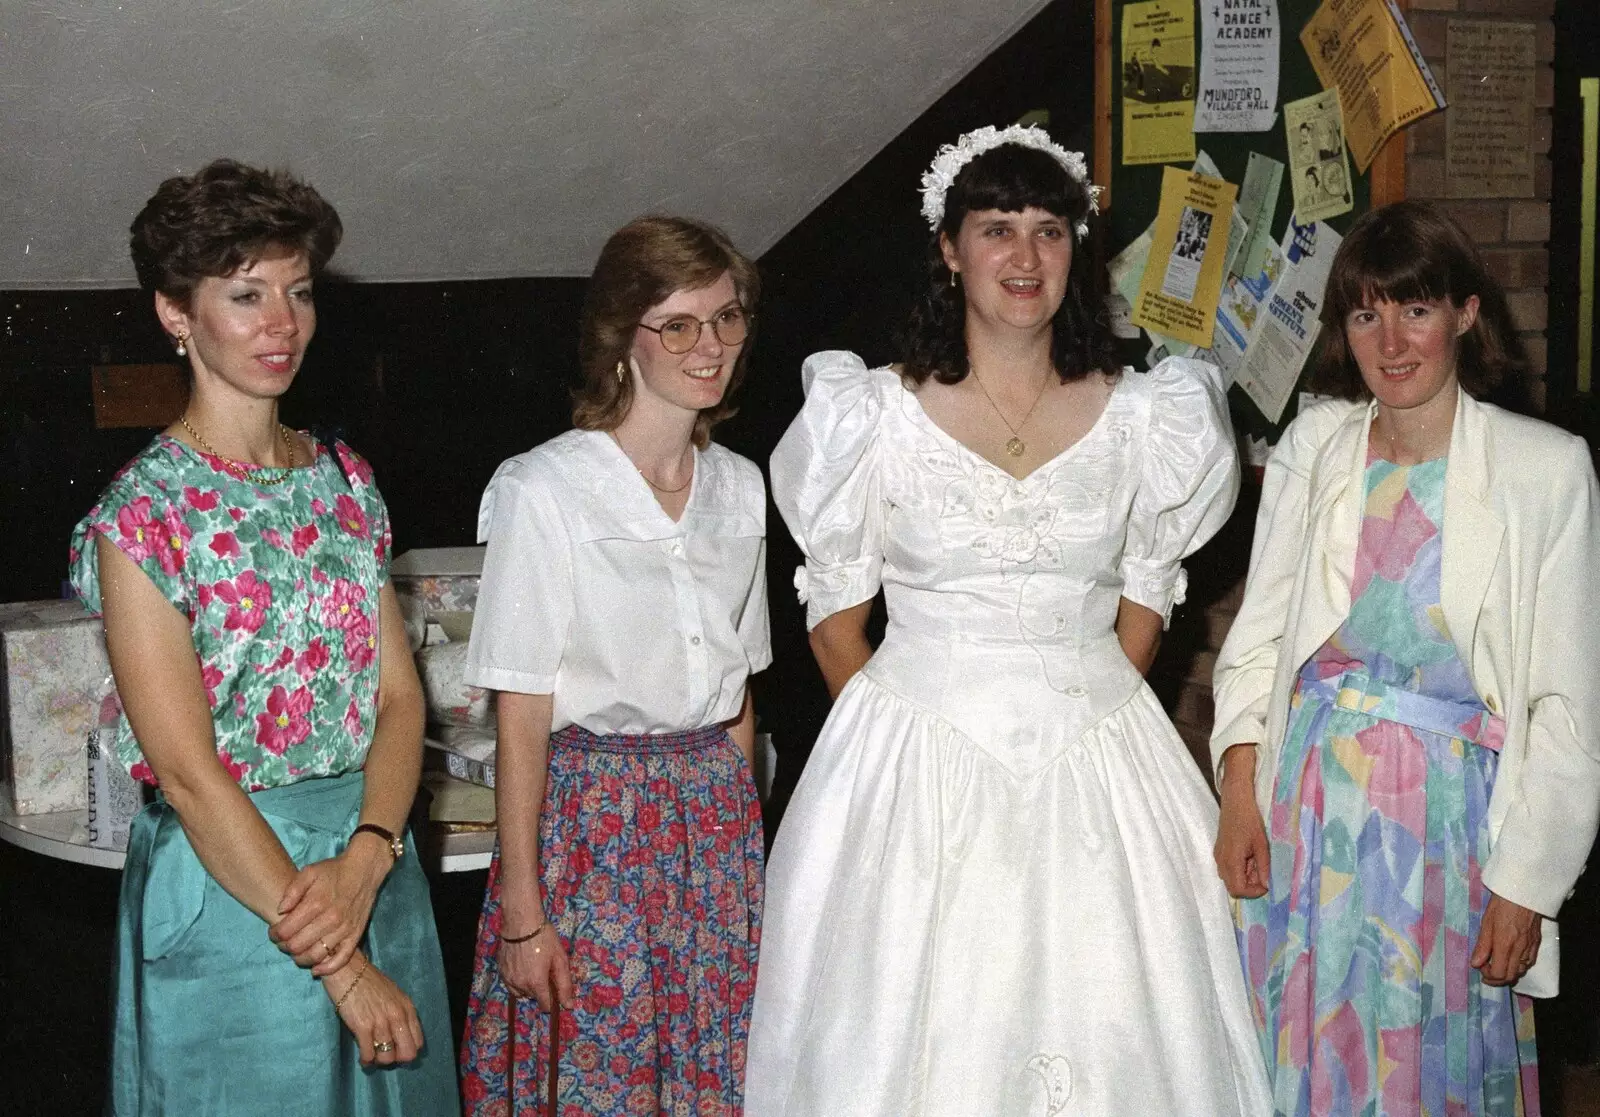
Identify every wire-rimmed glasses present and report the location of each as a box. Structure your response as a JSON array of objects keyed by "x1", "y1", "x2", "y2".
[{"x1": 637, "y1": 305, "x2": 752, "y2": 354}]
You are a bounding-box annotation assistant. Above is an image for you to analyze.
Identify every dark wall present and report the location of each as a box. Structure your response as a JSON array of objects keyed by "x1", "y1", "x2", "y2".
[
  {"x1": 0, "y1": 1, "x2": 1097, "y2": 806},
  {"x1": 1547, "y1": 0, "x2": 1600, "y2": 440}
]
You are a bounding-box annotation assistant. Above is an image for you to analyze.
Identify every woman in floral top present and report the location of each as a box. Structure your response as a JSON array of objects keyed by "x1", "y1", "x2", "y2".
[{"x1": 71, "y1": 159, "x2": 454, "y2": 1115}]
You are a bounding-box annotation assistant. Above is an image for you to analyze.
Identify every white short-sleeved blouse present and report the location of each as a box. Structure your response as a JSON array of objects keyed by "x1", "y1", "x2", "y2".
[{"x1": 464, "y1": 429, "x2": 771, "y2": 736}]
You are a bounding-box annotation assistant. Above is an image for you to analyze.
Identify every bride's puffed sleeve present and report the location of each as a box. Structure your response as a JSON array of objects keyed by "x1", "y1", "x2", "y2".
[
  {"x1": 769, "y1": 350, "x2": 887, "y2": 631},
  {"x1": 1119, "y1": 357, "x2": 1241, "y2": 627}
]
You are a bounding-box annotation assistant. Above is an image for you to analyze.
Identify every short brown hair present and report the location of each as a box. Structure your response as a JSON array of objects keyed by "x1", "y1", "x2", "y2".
[
  {"x1": 1311, "y1": 200, "x2": 1526, "y2": 401},
  {"x1": 129, "y1": 159, "x2": 343, "y2": 305},
  {"x1": 573, "y1": 216, "x2": 759, "y2": 448}
]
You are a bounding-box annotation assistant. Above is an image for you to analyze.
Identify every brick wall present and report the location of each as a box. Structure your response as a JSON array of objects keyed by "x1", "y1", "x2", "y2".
[
  {"x1": 1176, "y1": 0, "x2": 1556, "y2": 776},
  {"x1": 1405, "y1": 0, "x2": 1555, "y2": 409}
]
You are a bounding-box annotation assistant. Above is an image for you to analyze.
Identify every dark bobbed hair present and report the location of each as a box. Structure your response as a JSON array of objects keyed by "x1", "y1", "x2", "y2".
[
  {"x1": 900, "y1": 141, "x2": 1117, "y2": 385},
  {"x1": 1311, "y1": 200, "x2": 1527, "y2": 401},
  {"x1": 129, "y1": 159, "x2": 343, "y2": 305},
  {"x1": 573, "y1": 216, "x2": 760, "y2": 449}
]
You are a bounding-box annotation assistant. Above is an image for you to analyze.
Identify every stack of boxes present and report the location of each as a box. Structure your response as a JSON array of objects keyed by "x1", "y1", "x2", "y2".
[
  {"x1": 0, "y1": 547, "x2": 497, "y2": 852},
  {"x1": 390, "y1": 547, "x2": 498, "y2": 818}
]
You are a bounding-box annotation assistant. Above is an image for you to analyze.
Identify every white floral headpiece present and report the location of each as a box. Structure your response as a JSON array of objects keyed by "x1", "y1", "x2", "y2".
[{"x1": 919, "y1": 124, "x2": 1101, "y2": 239}]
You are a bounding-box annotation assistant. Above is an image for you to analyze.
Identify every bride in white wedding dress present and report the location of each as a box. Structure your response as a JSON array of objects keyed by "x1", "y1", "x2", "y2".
[{"x1": 744, "y1": 126, "x2": 1271, "y2": 1117}]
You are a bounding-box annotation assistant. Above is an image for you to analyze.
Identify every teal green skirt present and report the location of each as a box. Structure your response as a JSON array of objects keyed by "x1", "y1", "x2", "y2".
[{"x1": 108, "y1": 771, "x2": 456, "y2": 1115}]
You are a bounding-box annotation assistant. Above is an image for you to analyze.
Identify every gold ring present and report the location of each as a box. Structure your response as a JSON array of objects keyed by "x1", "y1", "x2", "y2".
[
  {"x1": 373, "y1": 1040, "x2": 395, "y2": 1054},
  {"x1": 320, "y1": 939, "x2": 333, "y2": 960}
]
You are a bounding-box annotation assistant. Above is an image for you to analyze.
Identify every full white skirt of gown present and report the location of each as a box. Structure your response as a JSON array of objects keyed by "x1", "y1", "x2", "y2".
[{"x1": 745, "y1": 668, "x2": 1271, "y2": 1117}]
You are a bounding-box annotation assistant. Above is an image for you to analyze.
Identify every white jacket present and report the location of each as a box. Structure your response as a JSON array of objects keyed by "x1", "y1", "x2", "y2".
[{"x1": 1211, "y1": 388, "x2": 1600, "y2": 995}]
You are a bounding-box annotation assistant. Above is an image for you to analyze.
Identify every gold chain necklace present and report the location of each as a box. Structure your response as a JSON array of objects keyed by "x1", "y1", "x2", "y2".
[
  {"x1": 611, "y1": 433, "x2": 693, "y2": 493},
  {"x1": 969, "y1": 366, "x2": 1051, "y2": 457},
  {"x1": 179, "y1": 414, "x2": 298, "y2": 485}
]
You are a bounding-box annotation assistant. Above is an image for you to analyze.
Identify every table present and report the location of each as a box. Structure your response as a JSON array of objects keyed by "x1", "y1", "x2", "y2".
[
  {"x1": 0, "y1": 781, "x2": 124, "y2": 869},
  {"x1": 0, "y1": 779, "x2": 496, "y2": 873}
]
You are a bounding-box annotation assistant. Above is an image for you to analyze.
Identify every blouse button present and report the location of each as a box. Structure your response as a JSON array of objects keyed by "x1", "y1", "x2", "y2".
[
  {"x1": 1067, "y1": 685, "x2": 1088, "y2": 698},
  {"x1": 690, "y1": 635, "x2": 702, "y2": 646}
]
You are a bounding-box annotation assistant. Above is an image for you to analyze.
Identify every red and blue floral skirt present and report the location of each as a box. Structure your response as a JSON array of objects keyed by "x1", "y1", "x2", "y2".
[{"x1": 459, "y1": 724, "x2": 764, "y2": 1116}]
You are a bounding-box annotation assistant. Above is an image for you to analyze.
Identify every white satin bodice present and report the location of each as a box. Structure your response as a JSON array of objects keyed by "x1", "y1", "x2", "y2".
[{"x1": 771, "y1": 351, "x2": 1239, "y2": 777}]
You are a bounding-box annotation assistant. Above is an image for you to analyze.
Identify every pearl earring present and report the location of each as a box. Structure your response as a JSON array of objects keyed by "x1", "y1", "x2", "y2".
[{"x1": 175, "y1": 331, "x2": 189, "y2": 357}]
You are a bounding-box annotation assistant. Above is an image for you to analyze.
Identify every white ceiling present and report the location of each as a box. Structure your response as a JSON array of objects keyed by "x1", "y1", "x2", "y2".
[{"x1": 2, "y1": 0, "x2": 1053, "y2": 288}]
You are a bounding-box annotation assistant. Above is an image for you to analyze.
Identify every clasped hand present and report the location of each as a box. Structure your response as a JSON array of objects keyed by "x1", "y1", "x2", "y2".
[
  {"x1": 270, "y1": 846, "x2": 387, "y2": 977},
  {"x1": 1214, "y1": 748, "x2": 1270, "y2": 899},
  {"x1": 322, "y1": 949, "x2": 425, "y2": 1067},
  {"x1": 1471, "y1": 893, "x2": 1542, "y2": 986}
]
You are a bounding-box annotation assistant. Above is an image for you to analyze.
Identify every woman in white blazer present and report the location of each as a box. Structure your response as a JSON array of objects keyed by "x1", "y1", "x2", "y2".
[{"x1": 1212, "y1": 201, "x2": 1600, "y2": 1116}]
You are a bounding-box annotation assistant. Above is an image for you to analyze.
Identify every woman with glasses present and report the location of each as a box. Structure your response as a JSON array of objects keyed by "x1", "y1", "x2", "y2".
[{"x1": 458, "y1": 216, "x2": 771, "y2": 1115}]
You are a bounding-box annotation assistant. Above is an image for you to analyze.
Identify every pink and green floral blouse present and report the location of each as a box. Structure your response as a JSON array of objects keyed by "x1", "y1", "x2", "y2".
[{"x1": 70, "y1": 436, "x2": 392, "y2": 791}]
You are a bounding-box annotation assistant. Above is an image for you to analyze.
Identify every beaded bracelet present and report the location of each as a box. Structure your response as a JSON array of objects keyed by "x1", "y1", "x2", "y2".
[
  {"x1": 502, "y1": 917, "x2": 548, "y2": 945},
  {"x1": 333, "y1": 955, "x2": 371, "y2": 1011}
]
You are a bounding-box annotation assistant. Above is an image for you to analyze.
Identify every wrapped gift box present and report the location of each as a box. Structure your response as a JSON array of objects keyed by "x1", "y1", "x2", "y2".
[
  {"x1": 87, "y1": 702, "x2": 142, "y2": 851},
  {"x1": 391, "y1": 546, "x2": 484, "y2": 619},
  {"x1": 1, "y1": 600, "x2": 114, "y2": 815},
  {"x1": 417, "y1": 641, "x2": 495, "y2": 729}
]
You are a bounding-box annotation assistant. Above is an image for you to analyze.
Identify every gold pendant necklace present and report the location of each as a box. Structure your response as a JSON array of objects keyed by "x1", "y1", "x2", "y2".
[
  {"x1": 179, "y1": 414, "x2": 298, "y2": 485},
  {"x1": 970, "y1": 366, "x2": 1051, "y2": 457},
  {"x1": 611, "y1": 433, "x2": 693, "y2": 493}
]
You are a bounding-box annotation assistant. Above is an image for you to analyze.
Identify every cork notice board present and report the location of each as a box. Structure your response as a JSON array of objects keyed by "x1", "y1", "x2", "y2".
[{"x1": 1092, "y1": 0, "x2": 1412, "y2": 440}]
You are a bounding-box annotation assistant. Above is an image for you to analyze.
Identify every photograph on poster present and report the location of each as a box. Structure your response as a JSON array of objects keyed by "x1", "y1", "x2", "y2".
[{"x1": 1163, "y1": 206, "x2": 1214, "y2": 301}]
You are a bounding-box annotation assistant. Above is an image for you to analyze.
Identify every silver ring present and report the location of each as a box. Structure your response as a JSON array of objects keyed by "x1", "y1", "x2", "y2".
[{"x1": 373, "y1": 1040, "x2": 396, "y2": 1054}]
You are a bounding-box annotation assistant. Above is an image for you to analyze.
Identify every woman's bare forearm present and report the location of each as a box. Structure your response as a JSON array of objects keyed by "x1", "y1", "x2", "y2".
[
  {"x1": 809, "y1": 599, "x2": 875, "y2": 699},
  {"x1": 725, "y1": 688, "x2": 756, "y2": 768},
  {"x1": 97, "y1": 535, "x2": 300, "y2": 925},
  {"x1": 348, "y1": 584, "x2": 427, "y2": 872},
  {"x1": 495, "y1": 691, "x2": 555, "y2": 933},
  {"x1": 1116, "y1": 597, "x2": 1164, "y2": 676}
]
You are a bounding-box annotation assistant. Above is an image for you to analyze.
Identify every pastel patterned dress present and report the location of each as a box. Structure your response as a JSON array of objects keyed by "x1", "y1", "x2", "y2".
[
  {"x1": 70, "y1": 435, "x2": 456, "y2": 1117},
  {"x1": 1235, "y1": 452, "x2": 1540, "y2": 1116}
]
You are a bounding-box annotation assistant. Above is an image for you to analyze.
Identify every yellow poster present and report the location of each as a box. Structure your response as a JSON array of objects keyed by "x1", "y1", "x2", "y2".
[
  {"x1": 1300, "y1": 0, "x2": 1445, "y2": 172},
  {"x1": 1130, "y1": 167, "x2": 1238, "y2": 349},
  {"x1": 1121, "y1": 0, "x2": 1197, "y2": 165}
]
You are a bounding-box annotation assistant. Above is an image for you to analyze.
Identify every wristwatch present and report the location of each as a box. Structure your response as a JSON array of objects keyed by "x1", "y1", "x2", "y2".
[{"x1": 352, "y1": 822, "x2": 404, "y2": 862}]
